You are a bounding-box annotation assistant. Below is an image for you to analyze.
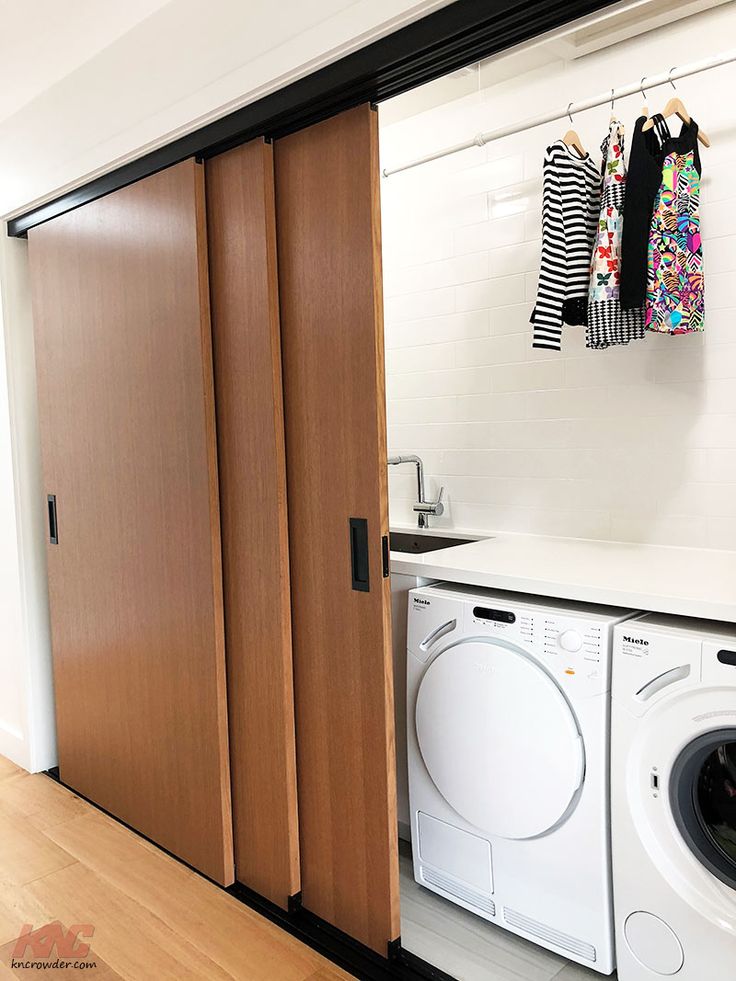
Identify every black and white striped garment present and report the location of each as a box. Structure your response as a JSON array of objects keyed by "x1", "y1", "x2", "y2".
[{"x1": 531, "y1": 141, "x2": 601, "y2": 351}]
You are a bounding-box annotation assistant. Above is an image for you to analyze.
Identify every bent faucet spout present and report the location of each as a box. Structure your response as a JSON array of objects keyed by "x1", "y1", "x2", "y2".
[{"x1": 387, "y1": 454, "x2": 444, "y2": 529}]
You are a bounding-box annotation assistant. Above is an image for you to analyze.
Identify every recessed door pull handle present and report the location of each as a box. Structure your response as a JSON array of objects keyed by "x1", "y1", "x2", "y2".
[
  {"x1": 349, "y1": 517, "x2": 370, "y2": 592},
  {"x1": 47, "y1": 494, "x2": 58, "y2": 545}
]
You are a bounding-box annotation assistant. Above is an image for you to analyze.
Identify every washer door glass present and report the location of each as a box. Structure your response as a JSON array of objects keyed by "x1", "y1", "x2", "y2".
[
  {"x1": 671, "y1": 729, "x2": 736, "y2": 890},
  {"x1": 415, "y1": 638, "x2": 584, "y2": 840}
]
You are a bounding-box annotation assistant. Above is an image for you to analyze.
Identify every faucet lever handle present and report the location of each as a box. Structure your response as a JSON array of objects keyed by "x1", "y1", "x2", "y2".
[{"x1": 414, "y1": 486, "x2": 444, "y2": 517}]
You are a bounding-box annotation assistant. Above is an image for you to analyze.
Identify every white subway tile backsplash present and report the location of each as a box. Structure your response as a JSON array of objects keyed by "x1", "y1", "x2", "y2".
[
  {"x1": 706, "y1": 309, "x2": 735, "y2": 346},
  {"x1": 526, "y1": 509, "x2": 612, "y2": 541},
  {"x1": 701, "y1": 197, "x2": 736, "y2": 239},
  {"x1": 490, "y1": 360, "x2": 565, "y2": 393},
  {"x1": 388, "y1": 253, "x2": 489, "y2": 297},
  {"x1": 381, "y1": 29, "x2": 736, "y2": 550},
  {"x1": 386, "y1": 342, "x2": 456, "y2": 373},
  {"x1": 564, "y1": 349, "x2": 655, "y2": 388},
  {"x1": 385, "y1": 310, "x2": 490, "y2": 349},
  {"x1": 708, "y1": 518, "x2": 736, "y2": 550},
  {"x1": 524, "y1": 211, "x2": 542, "y2": 242},
  {"x1": 458, "y1": 155, "x2": 525, "y2": 195},
  {"x1": 387, "y1": 396, "x2": 458, "y2": 425},
  {"x1": 455, "y1": 333, "x2": 528, "y2": 367},
  {"x1": 704, "y1": 235, "x2": 736, "y2": 274},
  {"x1": 455, "y1": 393, "x2": 527, "y2": 421},
  {"x1": 385, "y1": 287, "x2": 455, "y2": 323},
  {"x1": 386, "y1": 366, "x2": 492, "y2": 400},
  {"x1": 453, "y1": 214, "x2": 524, "y2": 254},
  {"x1": 489, "y1": 242, "x2": 540, "y2": 277},
  {"x1": 456, "y1": 275, "x2": 526, "y2": 311},
  {"x1": 489, "y1": 303, "x2": 532, "y2": 336},
  {"x1": 609, "y1": 513, "x2": 711, "y2": 549},
  {"x1": 707, "y1": 449, "x2": 736, "y2": 482},
  {"x1": 526, "y1": 386, "x2": 608, "y2": 420},
  {"x1": 706, "y1": 273, "x2": 735, "y2": 311}
]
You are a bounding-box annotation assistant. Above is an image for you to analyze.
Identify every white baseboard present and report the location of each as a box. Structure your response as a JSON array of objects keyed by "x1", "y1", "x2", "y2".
[{"x1": 0, "y1": 720, "x2": 29, "y2": 771}]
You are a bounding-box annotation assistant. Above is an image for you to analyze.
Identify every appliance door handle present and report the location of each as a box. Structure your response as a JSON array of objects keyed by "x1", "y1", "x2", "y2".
[
  {"x1": 635, "y1": 664, "x2": 691, "y2": 701},
  {"x1": 572, "y1": 734, "x2": 585, "y2": 791},
  {"x1": 419, "y1": 618, "x2": 457, "y2": 653}
]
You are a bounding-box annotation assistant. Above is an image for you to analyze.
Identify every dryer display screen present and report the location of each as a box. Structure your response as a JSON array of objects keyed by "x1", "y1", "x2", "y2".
[{"x1": 473, "y1": 607, "x2": 516, "y2": 624}]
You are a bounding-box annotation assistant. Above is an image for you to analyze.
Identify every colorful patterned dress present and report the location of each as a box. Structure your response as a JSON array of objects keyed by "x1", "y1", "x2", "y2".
[
  {"x1": 646, "y1": 115, "x2": 704, "y2": 334},
  {"x1": 587, "y1": 121, "x2": 646, "y2": 349}
]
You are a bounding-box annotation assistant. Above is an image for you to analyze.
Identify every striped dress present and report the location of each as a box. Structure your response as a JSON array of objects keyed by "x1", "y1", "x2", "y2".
[{"x1": 531, "y1": 141, "x2": 601, "y2": 351}]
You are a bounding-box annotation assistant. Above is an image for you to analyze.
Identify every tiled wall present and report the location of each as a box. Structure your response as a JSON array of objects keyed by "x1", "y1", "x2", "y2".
[{"x1": 379, "y1": 5, "x2": 736, "y2": 550}]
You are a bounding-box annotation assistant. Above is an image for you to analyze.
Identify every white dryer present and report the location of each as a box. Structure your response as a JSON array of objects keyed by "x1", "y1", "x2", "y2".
[
  {"x1": 407, "y1": 582, "x2": 636, "y2": 974},
  {"x1": 611, "y1": 614, "x2": 736, "y2": 981}
]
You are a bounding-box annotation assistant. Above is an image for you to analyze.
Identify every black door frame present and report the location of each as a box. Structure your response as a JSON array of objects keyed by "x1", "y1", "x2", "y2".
[{"x1": 8, "y1": 0, "x2": 618, "y2": 238}]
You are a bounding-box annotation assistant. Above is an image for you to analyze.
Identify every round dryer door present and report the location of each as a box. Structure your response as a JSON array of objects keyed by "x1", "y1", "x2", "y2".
[{"x1": 416, "y1": 638, "x2": 584, "y2": 839}]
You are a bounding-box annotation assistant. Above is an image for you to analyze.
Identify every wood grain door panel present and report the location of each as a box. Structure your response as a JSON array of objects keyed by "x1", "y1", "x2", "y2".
[
  {"x1": 28, "y1": 159, "x2": 234, "y2": 885},
  {"x1": 206, "y1": 139, "x2": 300, "y2": 908},
  {"x1": 275, "y1": 104, "x2": 400, "y2": 955}
]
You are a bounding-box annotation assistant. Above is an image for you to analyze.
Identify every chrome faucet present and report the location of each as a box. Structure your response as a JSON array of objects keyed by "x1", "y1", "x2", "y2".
[{"x1": 387, "y1": 454, "x2": 444, "y2": 529}]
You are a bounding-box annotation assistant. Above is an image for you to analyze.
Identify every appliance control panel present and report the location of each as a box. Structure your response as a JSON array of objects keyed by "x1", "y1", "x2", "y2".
[
  {"x1": 408, "y1": 586, "x2": 621, "y2": 696},
  {"x1": 460, "y1": 601, "x2": 612, "y2": 695},
  {"x1": 539, "y1": 614, "x2": 611, "y2": 694}
]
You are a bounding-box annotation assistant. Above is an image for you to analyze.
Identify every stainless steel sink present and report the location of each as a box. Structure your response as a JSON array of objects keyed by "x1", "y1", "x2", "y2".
[{"x1": 389, "y1": 531, "x2": 475, "y2": 554}]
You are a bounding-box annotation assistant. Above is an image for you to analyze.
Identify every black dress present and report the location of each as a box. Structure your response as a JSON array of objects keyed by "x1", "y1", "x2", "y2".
[{"x1": 619, "y1": 114, "x2": 667, "y2": 310}]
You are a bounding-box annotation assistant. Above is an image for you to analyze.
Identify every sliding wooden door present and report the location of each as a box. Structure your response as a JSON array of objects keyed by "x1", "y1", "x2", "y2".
[
  {"x1": 28, "y1": 159, "x2": 234, "y2": 885},
  {"x1": 275, "y1": 104, "x2": 400, "y2": 955},
  {"x1": 206, "y1": 139, "x2": 300, "y2": 908}
]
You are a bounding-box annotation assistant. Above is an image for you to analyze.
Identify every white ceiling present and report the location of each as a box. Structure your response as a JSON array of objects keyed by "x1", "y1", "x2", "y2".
[{"x1": 0, "y1": 0, "x2": 171, "y2": 123}]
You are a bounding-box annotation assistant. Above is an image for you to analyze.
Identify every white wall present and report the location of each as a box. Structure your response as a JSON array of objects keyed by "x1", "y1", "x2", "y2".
[
  {"x1": 0, "y1": 0, "x2": 451, "y2": 219},
  {"x1": 0, "y1": 238, "x2": 55, "y2": 771},
  {"x1": 0, "y1": 0, "x2": 451, "y2": 770},
  {"x1": 380, "y1": 3, "x2": 736, "y2": 549}
]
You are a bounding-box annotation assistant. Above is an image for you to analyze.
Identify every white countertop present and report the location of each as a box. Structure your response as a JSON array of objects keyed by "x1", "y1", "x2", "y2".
[{"x1": 390, "y1": 530, "x2": 736, "y2": 624}]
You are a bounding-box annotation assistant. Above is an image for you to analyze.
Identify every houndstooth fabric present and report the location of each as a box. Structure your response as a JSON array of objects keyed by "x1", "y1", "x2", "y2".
[
  {"x1": 586, "y1": 121, "x2": 646, "y2": 349},
  {"x1": 587, "y1": 299, "x2": 647, "y2": 350}
]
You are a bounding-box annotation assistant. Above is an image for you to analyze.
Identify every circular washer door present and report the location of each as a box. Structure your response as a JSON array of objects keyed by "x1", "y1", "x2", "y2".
[
  {"x1": 416, "y1": 638, "x2": 584, "y2": 839},
  {"x1": 671, "y1": 727, "x2": 736, "y2": 890}
]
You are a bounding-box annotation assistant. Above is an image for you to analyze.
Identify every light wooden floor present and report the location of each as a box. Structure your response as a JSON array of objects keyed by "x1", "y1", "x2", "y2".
[{"x1": 0, "y1": 755, "x2": 349, "y2": 980}]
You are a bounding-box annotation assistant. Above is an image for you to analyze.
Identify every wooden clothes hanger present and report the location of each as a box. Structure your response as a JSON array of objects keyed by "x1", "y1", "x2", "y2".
[
  {"x1": 562, "y1": 102, "x2": 587, "y2": 158},
  {"x1": 642, "y1": 68, "x2": 711, "y2": 146},
  {"x1": 640, "y1": 77, "x2": 649, "y2": 118}
]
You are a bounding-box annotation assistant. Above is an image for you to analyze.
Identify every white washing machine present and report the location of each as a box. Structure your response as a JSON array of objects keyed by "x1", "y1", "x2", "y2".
[
  {"x1": 611, "y1": 614, "x2": 736, "y2": 980},
  {"x1": 407, "y1": 582, "x2": 636, "y2": 974}
]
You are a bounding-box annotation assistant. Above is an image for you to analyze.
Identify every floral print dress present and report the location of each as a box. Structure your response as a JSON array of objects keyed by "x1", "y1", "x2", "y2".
[
  {"x1": 646, "y1": 115, "x2": 704, "y2": 334},
  {"x1": 587, "y1": 121, "x2": 646, "y2": 349}
]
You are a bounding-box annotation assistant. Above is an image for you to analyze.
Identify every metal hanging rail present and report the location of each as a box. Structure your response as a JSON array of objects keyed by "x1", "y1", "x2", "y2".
[{"x1": 382, "y1": 49, "x2": 736, "y2": 177}]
